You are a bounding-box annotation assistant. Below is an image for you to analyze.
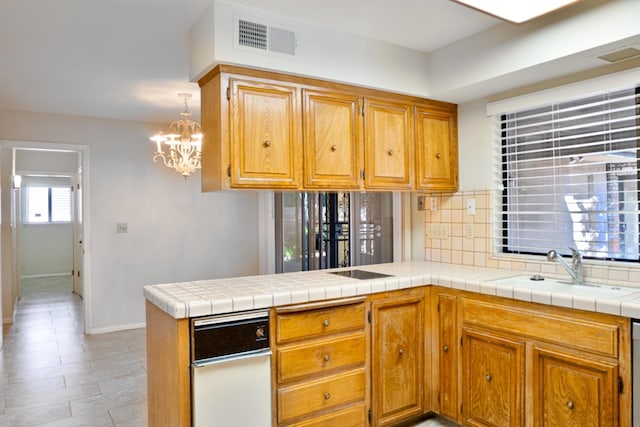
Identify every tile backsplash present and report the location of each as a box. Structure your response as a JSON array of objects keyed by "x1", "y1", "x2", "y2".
[{"x1": 423, "y1": 189, "x2": 640, "y2": 288}]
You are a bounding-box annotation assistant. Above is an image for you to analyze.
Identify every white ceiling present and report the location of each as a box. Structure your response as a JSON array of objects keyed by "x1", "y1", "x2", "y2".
[{"x1": 0, "y1": 0, "x2": 504, "y2": 124}]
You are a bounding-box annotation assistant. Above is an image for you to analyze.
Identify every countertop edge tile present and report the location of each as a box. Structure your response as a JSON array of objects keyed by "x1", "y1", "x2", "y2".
[{"x1": 143, "y1": 261, "x2": 640, "y2": 319}]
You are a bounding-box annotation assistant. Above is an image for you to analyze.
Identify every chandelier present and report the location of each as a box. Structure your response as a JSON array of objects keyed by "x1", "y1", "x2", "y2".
[{"x1": 150, "y1": 93, "x2": 203, "y2": 179}]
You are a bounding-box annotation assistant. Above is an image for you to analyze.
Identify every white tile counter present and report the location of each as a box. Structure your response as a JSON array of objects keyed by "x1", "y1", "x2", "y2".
[{"x1": 143, "y1": 261, "x2": 640, "y2": 319}]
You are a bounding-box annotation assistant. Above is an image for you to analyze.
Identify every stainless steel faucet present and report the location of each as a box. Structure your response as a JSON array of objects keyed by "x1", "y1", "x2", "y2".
[{"x1": 546, "y1": 247, "x2": 583, "y2": 285}]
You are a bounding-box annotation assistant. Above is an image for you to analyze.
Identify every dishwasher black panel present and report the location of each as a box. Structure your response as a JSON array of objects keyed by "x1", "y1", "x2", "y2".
[{"x1": 192, "y1": 311, "x2": 269, "y2": 363}]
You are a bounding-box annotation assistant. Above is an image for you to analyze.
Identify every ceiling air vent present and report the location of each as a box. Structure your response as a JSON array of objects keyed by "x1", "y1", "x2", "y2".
[
  {"x1": 597, "y1": 47, "x2": 640, "y2": 63},
  {"x1": 237, "y1": 18, "x2": 296, "y2": 56}
]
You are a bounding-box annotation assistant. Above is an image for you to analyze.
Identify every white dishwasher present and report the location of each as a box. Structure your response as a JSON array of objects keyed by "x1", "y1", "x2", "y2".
[{"x1": 191, "y1": 310, "x2": 272, "y2": 427}]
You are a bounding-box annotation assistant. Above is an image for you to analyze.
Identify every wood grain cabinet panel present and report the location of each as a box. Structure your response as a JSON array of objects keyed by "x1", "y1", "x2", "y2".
[
  {"x1": 436, "y1": 293, "x2": 458, "y2": 420},
  {"x1": 229, "y1": 78, "x2": 300, "y2": 189},
  {"x1": 364, "y1": 98, "x2": 413, "y2": 189},
  {"x1": 199, "y1": 65, "x2": 459, "y2": 191},
  {"x1": 533, "y1": 346, "x2": 618, "y2": 427},
  {"x1": 303, "y1": 90, "x2": 362, "y2": 189},
  {"x1": 273, "y1": 299, "x2": 368, "y2": 426},
  {"x1": 277, "y1": 368, "x2": 367, "y2": 424},
  {"x1": 371, "y1": 291, "x2": 425, "y2": 426},
  {"x1": 462, "y1": 327, "x2": 525, "y2": 427},
  {"x1": 415, "y1": 107, "x2": 458, "y2": 191}
]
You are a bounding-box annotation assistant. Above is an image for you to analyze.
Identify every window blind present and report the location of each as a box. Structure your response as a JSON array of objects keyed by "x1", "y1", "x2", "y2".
[{"x1": 497, "y1": 86, "x2": 640, "y2": 261}]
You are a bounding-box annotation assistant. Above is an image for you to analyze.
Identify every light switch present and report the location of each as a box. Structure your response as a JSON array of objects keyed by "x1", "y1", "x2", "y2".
[{"x1": 466, "y1": 198, "x2": 476, "y2": 215}]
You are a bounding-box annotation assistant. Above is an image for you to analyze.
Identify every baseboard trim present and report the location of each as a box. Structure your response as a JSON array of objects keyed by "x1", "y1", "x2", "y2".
[{"x1": 88, "y1": 322, "x2": 146, "y2": 335}]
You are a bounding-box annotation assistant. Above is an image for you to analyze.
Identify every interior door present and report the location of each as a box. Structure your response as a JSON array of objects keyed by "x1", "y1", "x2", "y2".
[{"x1": 72, "y1": 173, "x2": 83, "y2": 297}]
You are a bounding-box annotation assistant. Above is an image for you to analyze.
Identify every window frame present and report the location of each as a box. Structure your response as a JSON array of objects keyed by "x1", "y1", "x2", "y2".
[{"x1": 497, "y1": 86, "x2": 640, "y2": 263}]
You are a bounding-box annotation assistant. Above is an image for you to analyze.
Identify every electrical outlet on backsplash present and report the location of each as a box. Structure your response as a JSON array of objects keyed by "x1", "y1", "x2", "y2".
[{"x1": 423, "y1": 189, "x2": 640, "y2": 289}]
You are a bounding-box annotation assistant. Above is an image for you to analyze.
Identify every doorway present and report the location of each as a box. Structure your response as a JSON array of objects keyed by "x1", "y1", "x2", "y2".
[{"x1": 2, "y1": 144, "x2": 87, "y2": 333}]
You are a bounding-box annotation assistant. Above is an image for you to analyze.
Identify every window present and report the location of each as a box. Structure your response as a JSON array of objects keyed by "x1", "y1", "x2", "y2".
[
  {"x1": 25, "y1": 186, "x2": 72, "y2": 224},
  {"x1": 499, "y1": 86, "x2": 640, "y2": 261}
]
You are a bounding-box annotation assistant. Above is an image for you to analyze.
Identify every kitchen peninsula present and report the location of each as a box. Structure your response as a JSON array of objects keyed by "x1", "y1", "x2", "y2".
[{"x1": 144, "y1": 261, "x2": 639, "y2": 426}]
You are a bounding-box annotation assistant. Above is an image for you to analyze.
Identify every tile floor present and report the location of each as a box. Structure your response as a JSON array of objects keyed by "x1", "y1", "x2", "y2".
[
  {"x1": 1, "y1": 276, "x2": 147, "y2": 426},
  {"x1": 1, "y1": 276, "x2": 458, "y2": 427}
]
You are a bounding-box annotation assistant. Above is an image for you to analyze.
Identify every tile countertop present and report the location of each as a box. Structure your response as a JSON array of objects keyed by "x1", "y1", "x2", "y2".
[{"x1": 142, "y1": 261, "x2": 640, "y2": 320}]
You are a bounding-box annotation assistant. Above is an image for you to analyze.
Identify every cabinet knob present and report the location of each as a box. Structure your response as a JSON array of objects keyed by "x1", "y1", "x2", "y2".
[
  {"x1": 322, "y1": 319, "x2": 330, "y2": 327},
  {"x1": 399, "y1": 348, "x2": 404, "y2": 356},
  {"x1": 324, "y1": 392, "x2": 331, "y2": 400},
  {"x1": 263, "y1": 140, "x2": 271, "y2": 147},
  {"x1": 331, "y1": 144, "x2": 337, "y2": 152},
  {"x1": 323, "y1": 354, "x2": 330, "y2": 362},
  {"x1": 436, "y1": 152, "x2": 442, "y2": 159},
  {"x1": 567, "y1": 401, "x2": 574, "y2": 410},
  {"x1": 442, "y1": 345, "x2": 449, "y2": 353},
  {"x1": 255, "y1": 327, "x2": 265, "y2": 339},
  {"x1": 485, "y1": 374, "x2": 492, "y2": 381},
  {"x1": 387, "y1": 149, "x2": 394, "y2": 156}
]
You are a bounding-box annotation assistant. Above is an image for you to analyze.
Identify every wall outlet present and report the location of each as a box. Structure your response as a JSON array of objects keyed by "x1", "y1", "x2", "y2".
[
  {"x1": 427, "y1": 224, "x2": 450, "y2": 239},
  {"x1": 430, "y1": 196, "x2": 438, "y2": 211},
  {"x1": 464, "y1": 223, "x2": 475, "y2": 239}
]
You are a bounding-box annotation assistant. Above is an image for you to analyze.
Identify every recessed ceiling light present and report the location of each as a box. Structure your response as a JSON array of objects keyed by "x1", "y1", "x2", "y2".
[{"x1": 453, "y1": 0, "x2": 582, "y2": 23}]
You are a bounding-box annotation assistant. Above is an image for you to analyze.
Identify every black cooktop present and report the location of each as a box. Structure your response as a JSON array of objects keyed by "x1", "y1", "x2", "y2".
[{"x1": 329, "y1": 269, "x2": 393, "y2": 280}]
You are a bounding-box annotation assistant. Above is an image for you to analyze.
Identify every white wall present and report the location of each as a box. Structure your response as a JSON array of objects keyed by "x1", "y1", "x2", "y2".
[
  {"x1": 0, "y1": 109, "x2": 260, "y2": 333},
  {"x1": 190, "y1": 0, "x2": 431, "y2": 98}
]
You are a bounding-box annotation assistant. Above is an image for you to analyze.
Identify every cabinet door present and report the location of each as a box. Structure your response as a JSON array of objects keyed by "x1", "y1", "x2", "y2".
[
  {"x1": 415, "y1": 107, "x2": 458, "y2": 191},
  {"x1": 462, "y1": 328, "x2": 524, "y2": 427},
  {"x1": 364, "y1": 98, "x2": 412, "y2": 189},
  {"x1": 303, "y1": 90, "x2": 362, "y2": 189},
  {"x1": 437, "y1": 294, "x2": 458, "y2": 420},
  {"x1": 371, "y1": 293, "x2": 424, "y2": 426},
  {"x1": 532, "y1": 346, "x2": 618, "y2": 427},
  {"x1": 229, "y1": 78, "x2": 300, "y2": 188}
]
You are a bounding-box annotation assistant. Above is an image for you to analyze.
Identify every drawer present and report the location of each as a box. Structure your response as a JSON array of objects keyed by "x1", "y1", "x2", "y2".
[
  {"x1": 277, "y1": 368, "x2": 366, "y2": 423},
  {"x1": 276, "y1": 302, "x2": 366, "y2": 344},
  {"x1": 277, "y1": 333, "x2": 366, "y2": 382},
  {"x1": 286, "y1": 403, "x2": 367, "y2": 427}
]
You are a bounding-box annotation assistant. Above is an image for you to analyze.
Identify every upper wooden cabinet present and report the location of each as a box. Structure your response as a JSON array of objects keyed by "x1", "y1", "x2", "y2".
[
  {"x1": 230, "y1": 78, "x2": 300, "y2": 189},
  {"x1": 364, "y1": 98, "x2": 413, "y2": 190},
  {"x1": 415, "y1": 107, "x2": 458, "y2": 191},
  {"x1": 198, "y1": 65, "x2": 458, "y2": 192},
  {"x1": 303, "y1": 90, "x2": 362, "y2": 189}
]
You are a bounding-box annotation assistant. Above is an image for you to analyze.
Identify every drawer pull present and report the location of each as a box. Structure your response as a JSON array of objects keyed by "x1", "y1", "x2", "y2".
[
  {"x1": 323, "y1": 354, "x2": 330, "y2": 362},
  {"x1": 263, "y1": 140, "x2": 271, "y2": 147},
  {"x1": 322, "y1": 319, "x2": 330, "y2": 327},
  {"x1": 442, "y1": 345, "x2": 449, "y2": 352},
  {"x1": 436, "y1": 152, "x2": 442, "y2": 159},
  {"x1": 567, "y1": 401, "x2": 574, "y2": 410},
  {"x1": 324, "y1": 392, "x2": 331, "y2": 400},
  {"x1": 387, "y1": 149, "x2": 394, "y2": 156},
  {"x1": 485, "y1": 374, "x2": 492, "y2": 381},
  {"x1": 331, "y1": 144, "x2": 337, "y2": 152}
]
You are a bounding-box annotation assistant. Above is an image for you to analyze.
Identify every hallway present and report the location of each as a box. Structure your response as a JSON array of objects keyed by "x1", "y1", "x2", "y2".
[{"x1": 0, "y1": 276, "x2": 147, "y2": 426}]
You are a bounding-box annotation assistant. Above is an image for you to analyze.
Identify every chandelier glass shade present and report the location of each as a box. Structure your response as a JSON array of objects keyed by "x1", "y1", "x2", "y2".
[{"x1": 150, "y1": 93, "x2": 203, "y2": 178}]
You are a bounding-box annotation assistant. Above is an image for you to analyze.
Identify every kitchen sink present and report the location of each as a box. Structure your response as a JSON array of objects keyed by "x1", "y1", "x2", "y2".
[{"x1": 489, "y1": 275, "x2": 640, "y2": 299}]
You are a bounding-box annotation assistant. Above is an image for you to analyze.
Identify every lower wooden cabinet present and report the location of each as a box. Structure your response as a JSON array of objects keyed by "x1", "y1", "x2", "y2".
[
  {"x1": 533, "y1": 346, "x2": 618, "y2": 427},
  {"x1": 370, "y1": 289, "x2": 426, "y2": 426},
  {"x1": 431, "y1": 287, "x2": 632, "y2": 427},
  {"x1": 461, "y1": 328, "x2": 524, "y2": 427},
  {"x1": 273, "y1": 297, "x2": 369, "y2": 426}
]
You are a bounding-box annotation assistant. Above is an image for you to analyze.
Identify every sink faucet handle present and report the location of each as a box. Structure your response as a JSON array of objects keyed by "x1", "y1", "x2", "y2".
[{"x1": 568, "y1": 247, "x2": 582, "y2": 267}]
